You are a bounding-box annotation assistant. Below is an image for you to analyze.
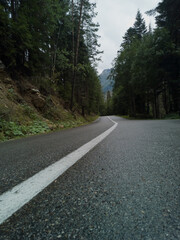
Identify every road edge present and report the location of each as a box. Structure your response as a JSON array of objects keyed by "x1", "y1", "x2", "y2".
[{"x1": 0, "y1": 117, "x2": 118, "y2": 225}]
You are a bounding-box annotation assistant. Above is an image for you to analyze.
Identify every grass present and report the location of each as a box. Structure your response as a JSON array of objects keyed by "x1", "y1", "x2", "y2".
[
  {"x1": 0, "y1": 98, "x2": 98, "y2": 142},
  {"x1": 0, "y1": 115, "x2": 98, "y2": 142},
  {"x1": 164, "y1": 113, "x2": 180, "y2": 119},
  {"x1": 120, "y1": 112, "x2": 180, "y2": 120},
  {"x1": 0, "y1": 91, "x2": 98, "y2": 142},
  {"x1": 119, "y1": 115, "x2": 153, "y2": 120},
  {"x1": 0, "y1": 73, "x2": 99, "y2": 142}
]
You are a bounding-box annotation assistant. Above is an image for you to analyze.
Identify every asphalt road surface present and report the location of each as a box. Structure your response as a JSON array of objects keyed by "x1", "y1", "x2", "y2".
[{"x1": 0, "y1": 116, "x2": 180, "y2": 240}]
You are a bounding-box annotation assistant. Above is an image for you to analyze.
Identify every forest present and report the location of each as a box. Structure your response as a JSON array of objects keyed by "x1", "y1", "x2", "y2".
[
  {"x1": 0, "y1": 0, "x2": 104, "y2": 116},
  {"x1": 112, "y1": 0, "x2": 180, "y2": 118},
  {"x1": 0, "y1": 0, "x2": 179, "y2": 122}
]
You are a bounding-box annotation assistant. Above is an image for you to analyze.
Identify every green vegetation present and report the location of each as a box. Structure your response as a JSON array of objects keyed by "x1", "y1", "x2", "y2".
[
  {"x1": 0, "y1": 70, "x2": 99, "y2": 142},
  {"x1": 0, "y1": 0, "x2": 103, "y2": 115},
  {"x1": 119, "y1": 115, "x2": 153, "y2": 120},
  {"x1": 0, "y1": 0, "x2": 179, "y2": 143},
  {"x1": 0, "y1": 120, "x2": 49, "y2": 141},
  {"x1": 0, "y1": 0, "x2": 104, "y2": 141},
  {"x1": 0, "y1": 108, "x2": 98, "y2": 142},
  {"x1": 0, "y1": 117, "x2": 98, "y2": 142},
  {"x1": 112, "y1": 1, "x2": 180, "y2": 119},
  {"x1": 164, "y1": 113, "x2": 180, "y2": 120}
]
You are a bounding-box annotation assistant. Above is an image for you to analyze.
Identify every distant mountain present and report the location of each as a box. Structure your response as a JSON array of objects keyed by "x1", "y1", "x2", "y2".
[{"x1": 99, "y1": 69, "x2": 114, "y2": 94}]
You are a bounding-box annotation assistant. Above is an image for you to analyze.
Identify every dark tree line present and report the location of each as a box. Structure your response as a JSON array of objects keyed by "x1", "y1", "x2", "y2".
[
  {"x1": 0, "y1": 0, "x2": 104, "y2": 115},
  {"x1": 112, "y1": 0, "x2": 180, "y2": 118}
]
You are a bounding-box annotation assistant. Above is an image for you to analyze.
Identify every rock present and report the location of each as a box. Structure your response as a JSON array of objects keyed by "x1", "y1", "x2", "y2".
[
  {"x1": 32, "y1": 94, "x2": 45, "y2": 109},
  {"x1": 31, "y1": 88, "x2": 40, "y2": 94},
  {"x1": 49, "y1": 124, "x2": 55, "y2": 130}
]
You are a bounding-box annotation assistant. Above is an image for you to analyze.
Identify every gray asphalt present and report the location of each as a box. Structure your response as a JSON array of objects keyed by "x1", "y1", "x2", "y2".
[
  {"x1": 0, "y1": 116, "x2": 180, "y2": 239},
  {"x1": 0, "y1": 117, "x2": 113, "y2": 194}
]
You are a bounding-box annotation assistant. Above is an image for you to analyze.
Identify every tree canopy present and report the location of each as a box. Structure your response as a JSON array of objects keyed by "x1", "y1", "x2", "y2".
[
  {"x1": 112, "y1": 4, "x2": 180, "y2": 118},
  {"x1": 0, "y1": 0, "x2": 103, "y2": 115}
]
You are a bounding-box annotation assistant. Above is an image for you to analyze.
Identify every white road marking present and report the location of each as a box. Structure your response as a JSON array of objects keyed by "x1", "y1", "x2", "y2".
[{"x1": 0, "y1": 117, "x2": 118, "y2": 225}]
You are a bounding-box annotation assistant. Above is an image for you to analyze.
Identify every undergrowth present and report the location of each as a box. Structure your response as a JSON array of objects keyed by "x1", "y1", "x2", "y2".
[
  {"x1": 0, "y1": 120, "x2": 50, "y2": 141},
  {"x1": 164, "y1": 113, "x2": 180, "y2": 119},
  {"x1": 120, "y1": 112, "x2": 180, "y2": 120},
  {"x1": 0, "y1": 115, "x2": 98, "y2": 142}
]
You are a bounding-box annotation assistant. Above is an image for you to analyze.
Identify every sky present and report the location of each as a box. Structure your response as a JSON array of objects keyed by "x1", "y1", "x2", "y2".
[{"x1": 91, "y1": 0, "x2": 160, "y2": 74}]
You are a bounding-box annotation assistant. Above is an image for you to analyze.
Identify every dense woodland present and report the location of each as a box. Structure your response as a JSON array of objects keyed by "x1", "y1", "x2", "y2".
[
  {"x1": 112, "y1": 0, "x2": 180, "y2": 118},
  {"x1": 0, "y1": 0, "x2": 104, "y2": 115},
  {"x1": 0, "y1": 0, "x2": 179, "y2": 119}
]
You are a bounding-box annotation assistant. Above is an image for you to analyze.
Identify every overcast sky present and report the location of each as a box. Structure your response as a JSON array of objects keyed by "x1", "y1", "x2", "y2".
[{"x1": 91, "y1": 0, "x2": 160, "y2": 74}]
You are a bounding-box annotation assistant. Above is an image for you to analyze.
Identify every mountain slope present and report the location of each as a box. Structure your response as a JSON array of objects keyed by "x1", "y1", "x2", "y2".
[
  {"x1": 99, "y1": 69, "x2": 114, "y2": 94},
  {"x1": 0, "y1": 69, "x2": 97, "y2": 142}
]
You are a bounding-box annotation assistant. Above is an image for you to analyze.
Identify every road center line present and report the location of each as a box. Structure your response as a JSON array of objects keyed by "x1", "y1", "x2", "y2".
[{"x1": 0, "y1": 117, "x2": 118, "y2": 225}]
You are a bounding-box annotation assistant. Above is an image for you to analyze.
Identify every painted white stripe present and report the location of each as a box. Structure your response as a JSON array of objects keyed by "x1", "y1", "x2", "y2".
[{"x1": 0, "y1": 117, "x2": 117, "y2": 225}]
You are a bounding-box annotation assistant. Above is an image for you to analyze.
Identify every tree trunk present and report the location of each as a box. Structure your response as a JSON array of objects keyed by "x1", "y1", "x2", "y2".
[
  {"x1": 146, "y1": 92, "x2": 150, "y2": 115},
  {"x1": 82, "y1": 106, "x2": 85, "y2": 116},
  {"x1": 129, "y1": 88, "x2": 136, "y2": 117},
  {"x1": 75, "y1": 0, "x2": 83, "y2": 66},
  {"x1": 11, "y1": 0, "x2": 15, "y2": 20},
  {"x1": 70, "y1": 0, "x2": 75, "y2": 110},
  {"x1": 153, "y1": 90, "x2": 159, "y2": 119},
  {"x1": 11, "y1": 0, "x2": 18, "y2": 20},
  {"x1": 70, "y1": 0, "x2": 83, "y2": 110}
]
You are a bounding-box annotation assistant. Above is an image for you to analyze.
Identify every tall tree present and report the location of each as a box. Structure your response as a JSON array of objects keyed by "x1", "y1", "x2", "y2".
[
  {"x1": 112, "y1": 9, "x2": 179, "y2": 118},
  {"x1": 156, "y1": 0, "x2": 180, "y2": 47},
  {"x1": 133, "y1": 10, "x2": 147, "y2": 39},
  {"x1": 155, "y1": 0, "x2": 180, "y2": 113},
  {"x1": 0, "y1": 0, "x2": 102, "y2": 115},
  {"x1": 70, "y1": 0, "x2": 83, "y2": 110},
  {"x1": 70, "y1": 0, "x2": 101, "y2": 110}
]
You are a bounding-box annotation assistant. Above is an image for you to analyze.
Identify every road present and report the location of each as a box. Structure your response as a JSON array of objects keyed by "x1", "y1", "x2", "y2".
[{"x1": 0, "y1": 116, "x2": 180, "y2": 239}]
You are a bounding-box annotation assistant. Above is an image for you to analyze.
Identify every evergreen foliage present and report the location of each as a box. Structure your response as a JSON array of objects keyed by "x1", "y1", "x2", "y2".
[
  {"x1": 112, "y1": 6, "x2": 180, "y2": 118},
  {"x1": 0, "y1": 0, "x2": 103, "y2": 115}
]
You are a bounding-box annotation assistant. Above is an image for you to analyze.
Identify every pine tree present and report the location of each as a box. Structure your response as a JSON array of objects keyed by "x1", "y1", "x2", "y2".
[
  {"x1": 156, "y1": 0, "x2": 180, "y2": 47},
  {"x1": 156, "y1": 0, "x2": 180, "y2": 113},
  {"x1": 70, "y1": 0, "x2": 101, "y2": 110},
  {"x1": 133, "y1": 10, "x2": 147, "y2": 39},
  {"x1": 0, "y1": 0, "x2": 102, "y2": 115}
]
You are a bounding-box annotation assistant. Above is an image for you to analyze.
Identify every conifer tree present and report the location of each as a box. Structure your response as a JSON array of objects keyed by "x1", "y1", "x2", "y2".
[{"x1": 133, "y1": 10, "x2": 147, "y2": 39}]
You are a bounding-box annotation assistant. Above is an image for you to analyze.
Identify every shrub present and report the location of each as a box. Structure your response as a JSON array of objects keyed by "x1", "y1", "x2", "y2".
[{"x1": 0, "y1": 119, "x2": 50, "y2": 141}]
